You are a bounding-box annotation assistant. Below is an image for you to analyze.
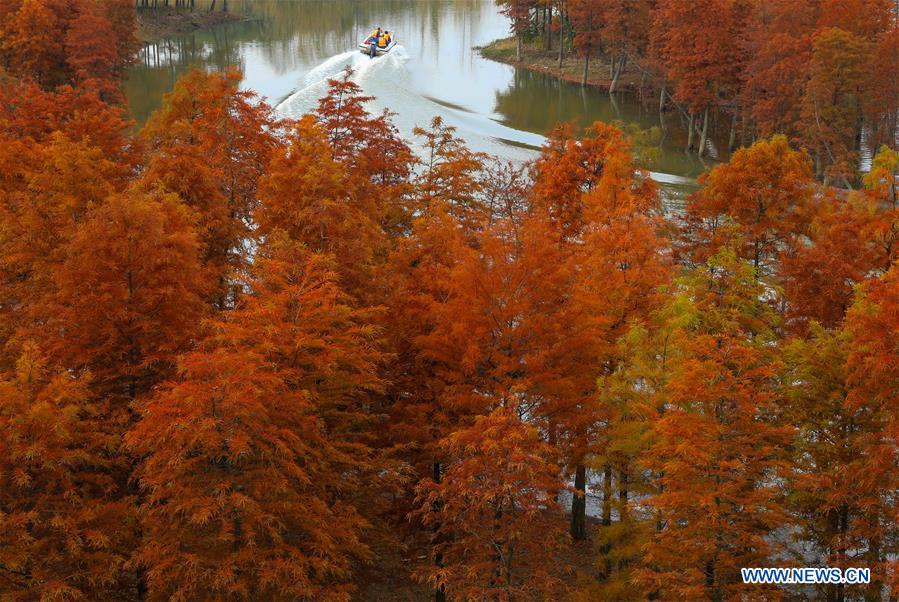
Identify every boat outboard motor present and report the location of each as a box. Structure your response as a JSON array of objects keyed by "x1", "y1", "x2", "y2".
[{"x1": 369, "y1": 41, "x2": 377, "y2": 58}]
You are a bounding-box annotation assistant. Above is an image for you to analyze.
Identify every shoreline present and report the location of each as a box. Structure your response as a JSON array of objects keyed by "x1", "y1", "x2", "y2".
[
  {"x1": 477, "y1": 37, "x2": 642, "y2": 94},
  {"x1": 136, "y1": 9, "x2": 249, "y2": 42}
]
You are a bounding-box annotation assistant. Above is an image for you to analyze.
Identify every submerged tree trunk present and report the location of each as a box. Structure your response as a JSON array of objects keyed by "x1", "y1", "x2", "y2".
[
  {"x1": 570, "y1": 464, "x2": 587, "y2": 540},
  {"x1": 609, "y1": 53, "x2": 626, "y2": 95},
  {"x1": 698, "y1": 107, "x2": 710, "y2": 157}
]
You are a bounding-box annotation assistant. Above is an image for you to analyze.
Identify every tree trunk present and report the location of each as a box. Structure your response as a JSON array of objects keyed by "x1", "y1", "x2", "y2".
[
  {"x1": 601, "y1": 465, "x2": 612, "y2": 527},
  {"x1": 686, "y1": 113, "x2": 695, "y2": 151},
  {"x1": 705, "y1": 558, "x2": 718, "y2": 602},
  {"x1": 865, "y1": 532, "x2": 881, "y2": 602},
  {"x1": 609, "y1": 53, "x2": 626, "y2": 95},
  {"x1": 698, "y1": 107, "x2": 710, "y2": 157},
  {"x1": 740, "y1": 109, "x2": 751, "y2": 147},
  {"x1": 728, "y1": 110, "x2": 738, "y2": 151},
  {"x1": 618, "y1": 466, "x2": 628, "y2": 520},
  {"x1": 516, "y1": 32, "x2": 522, "y2": 62},
  {"x1": 582, "y1": 53, "x2": 589, "y2": 86},
  {"x1": 208, "y1": 0, "x2": 215, "y2": 11},
  {"x1": 433, "y1": 462, "x2": 447, "y2": 602},
  {"x1": 659, "y1": 85, "x2": 666, "y2": 114},
  {"x1": 570, "y1": 464, "x2": 587, "y2": 540},
  {"x1": 557, "y1": 11, "x2": 564, "y2": 69},
  {"x1": 546, "y1": 6, "x2": 552, "y2": 51}
]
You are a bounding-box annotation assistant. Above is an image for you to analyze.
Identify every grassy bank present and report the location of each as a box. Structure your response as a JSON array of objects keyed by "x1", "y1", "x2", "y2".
[
  {"x1": 478, "y1": 37, "x2": 643, "y2": 93},
  {"x1": 137, "y1": 9, "x2": 248, "y2": 42}
]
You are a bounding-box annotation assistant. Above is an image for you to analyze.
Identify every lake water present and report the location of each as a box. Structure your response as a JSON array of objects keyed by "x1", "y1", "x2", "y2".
[{"x1": 127, "y1": 0, "x2": 712, "y2": 197}]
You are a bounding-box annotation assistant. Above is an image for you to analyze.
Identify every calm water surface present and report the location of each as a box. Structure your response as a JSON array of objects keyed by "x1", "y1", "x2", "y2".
[{"x1": 127, "y1": 0, "x2": 713, "y2": 197}]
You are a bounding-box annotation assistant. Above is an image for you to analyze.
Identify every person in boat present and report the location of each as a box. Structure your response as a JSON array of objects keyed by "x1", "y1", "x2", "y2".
[
  {"x1": 367, "y1": 27, "x2": 382, "y2": 44},
  {"x1": 378, "y1": 31, "x2": 389, "y2": 48}
]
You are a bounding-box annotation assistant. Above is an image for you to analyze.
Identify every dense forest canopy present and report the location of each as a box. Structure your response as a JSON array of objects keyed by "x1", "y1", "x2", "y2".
[
  {"x1": 502, "y1": 0, "x2": 897, "y2": 185},
  {"x1": 0, "y1": 0, "x2": 897, "y2": 600}
]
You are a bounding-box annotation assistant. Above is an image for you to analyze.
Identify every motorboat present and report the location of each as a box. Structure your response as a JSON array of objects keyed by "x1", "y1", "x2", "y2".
[{"x1": 360, "y1": 30, "x2": 397, "y2": 57}]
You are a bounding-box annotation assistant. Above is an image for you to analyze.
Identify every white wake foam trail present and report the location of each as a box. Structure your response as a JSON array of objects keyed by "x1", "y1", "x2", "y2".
[
  {"x1": 275, "y1": 46, "x2": 411, "y2": 120},
  {"x1": 275, "y1": 50, "x2": 364, "y2": 118}
]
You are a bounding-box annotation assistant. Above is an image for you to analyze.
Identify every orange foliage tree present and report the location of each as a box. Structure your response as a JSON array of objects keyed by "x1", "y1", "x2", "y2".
[
  {"x1": 531, "y1": 122, "x2": 669, "y2": 539},
  {"x1": 0, "y1": 343, "x2": 134, "y2": 599},
  {"x1": 314, "y1": 69, "x2": 414, "y2": 237},
  {"x1": 412, "y1": 405, "x2": 567, "y2": 600},
  {"x1": 0, "y1": 0, "x2": 136, "y2": 95},
  {"x1": 0, "y1": 73, "x2": 136, "y2": 168},
  {"x1": 635, "y1": 247, "x2": 790, "y2": 601},
  {"x1": 126, "y1": 235, "x2": 383, "y2": 600},
  {"x1": 0, "y1": 131, "x2": 130, "y2": 366},
  {"x1": 413, "y1": 116, "x2": 487, "y2": 231},
  {"x1": 256, "y1": 115, "x2": 387, "y2": 302},
  {"x1": 780, "y1": 325, "x2": 887, "y2": 601},
  {"x1": 781, "y1": 146, "x2": 899, "y2": 329},
  {"x1": 681, "y1": 135, "x2": 814, "y2": 279},
  {"x1": 801, "y1": 27, "x2": 872, "y2": 185},
  {"x1": 43, "y1": 187, "x2": 207, "y2": 405},
  {"x1": 844, "y1": 266, "x2": 899, "y2": 598},
  {"x1": 141, "y1": 67, "x2": 280, "y2": 307}
]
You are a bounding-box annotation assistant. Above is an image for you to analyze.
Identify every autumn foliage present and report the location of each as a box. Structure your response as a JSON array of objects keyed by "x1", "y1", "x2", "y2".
[
  {"x1": 505, "y1": 0, "x2": 893, "y2": 178},
  {"x1": 0, "y1": 1, "x2": 897, "y2": 600}
]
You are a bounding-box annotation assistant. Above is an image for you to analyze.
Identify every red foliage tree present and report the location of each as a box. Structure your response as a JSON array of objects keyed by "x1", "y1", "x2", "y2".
[
  {"x1": 844, "y1": 266, "x2": 899, "y2": 598},
  {"x1": 0, "y1": 0, "x2": 68, "y2": 88},
  {"x1": 681, "y1": 135, "x2": 815, "y2": 278},
  {"x1": 0, "y1": 74, "x2": 136, "y2": 167},
  {"x1": 800, "y1": 27, "x2": 871, "y2": 186},
  {"x1": 0, "y1": 342, "x2": 135, "y2": 599},
  {"x1": 64, "y1": 9, "x2": 120, "y2": 99},
  {"x1": 412, "y1": 405, "x2": 567, "y2": 600},
  {"x1": 0, "y1": 0, "x2": 136, "y2": 94},
  {"x1": 650, "y1": 0, "x2": 747, "y2": 153},
  {"x1": 781, "y1": 146, "x2": 899, "y2": 329},
  {"x1": 567, "y1": 0, "x2": 602, "y2": 84},
  {"x1": 257, "y1": 115, "x2": 386, "y2": 302},
  {"x1": 141, "y1": 67, "x2": 280, "y2": 307},
  {"x1": 126, "y1": 236, "x2": 382, "y2": 600},
  {"x1": 496, "y1": 0, "x2": 536, "y2": 60},
  {"x1": 742, "y1": 0, "x2": 817, "y2": 142},
  {"x1": 44, "y1": 187, "x2": 207, "y2": 405}
]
